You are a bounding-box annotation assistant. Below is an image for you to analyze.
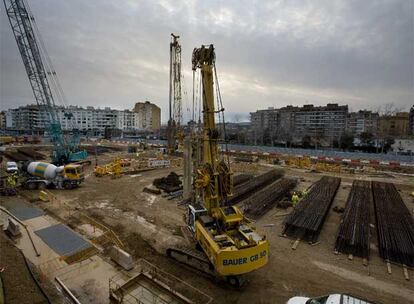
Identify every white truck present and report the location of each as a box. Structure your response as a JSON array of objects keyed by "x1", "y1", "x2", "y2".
[
  {"x1": 287, "y1": 294, "x2": 373, "y2": 304},
  {"x1": 6, "y1": 161, "x2": 18, "y2": 173},
  {"x1": 23, "y1": 161, "x2": 84, "y2": 190}
]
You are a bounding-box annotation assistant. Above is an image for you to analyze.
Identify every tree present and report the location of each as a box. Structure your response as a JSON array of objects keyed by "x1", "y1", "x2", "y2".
[
  {"x1": 340, "y1": 132, "x2": 354, "y2": 150},
  {"x1": 383, "y1": 138, "x2": 395, "y2": 153},
  {"x1": 360, "y1": 132, "x2": 374, "y2": 146},
  {"x1": 302, "y1": 135, "x2": 312, "y2": 148}
]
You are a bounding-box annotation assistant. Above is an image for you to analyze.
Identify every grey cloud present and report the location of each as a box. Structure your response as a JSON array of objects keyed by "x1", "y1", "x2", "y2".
[{"x1": 1, "y1": 0, "x2": 412, "y2": 122}]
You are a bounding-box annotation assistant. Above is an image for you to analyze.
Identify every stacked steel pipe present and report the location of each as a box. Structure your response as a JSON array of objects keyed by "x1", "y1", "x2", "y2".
[
  {"x1": 241, "y1": 178, "x2": 298, "y2": 219},
  {"x1": 283, "y1": 176, "x2": 341, "y2": 243},
  {"x1": 372, "y1": 181, "x2": 414, "y2": 267},
  {"x1": 335, "y1": 180, "x2": 371, "y2": 259},
  {"x1": 227, "y1": 169, "x2": 284, "y2": 205}
]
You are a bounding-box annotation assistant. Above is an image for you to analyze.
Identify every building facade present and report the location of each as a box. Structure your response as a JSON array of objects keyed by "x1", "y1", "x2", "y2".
[
  {"x1": 378, "y1": 112, "x2": 409, "y2": 137},
  {"x1": 133, "y1": 101, "x2": 161, "y2": 131},
  {"x1": 347, "y1": 110, "x2": 379, "y2": 136},
  {"x1": 250, "y1": 103, "x2": 348, "y2": 145},
  {"x1": 5, "y1": 104, "x2": 142, "y2": 133},
  {"x1": 293, "y1": 104, "x2": 348, "y2": 141},
  {"x1": 409, "y1": 106, "x2": 414, "y2": 136},
  {"x1": 0, "y1": 111, "x2": 7, "y2": 130}
]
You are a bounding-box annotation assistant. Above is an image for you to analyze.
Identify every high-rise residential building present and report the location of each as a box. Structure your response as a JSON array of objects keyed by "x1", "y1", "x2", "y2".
[
  {"x1": 347, "y1": 110, "x2": 379, "y2": 136},
  {"x1": 5, "y1": 104, "x2": 142, "y2": 133},
  {"x1": 0, "y1": 111, "x2": 7, "y2": 129},
  {"x1": 378, "y1": 112, "x2": 410, "y2": 137},
  {"x1": 6, "y1": 104, "x2": 48, "y2": 131},
  {"x1": 293, "y1": 104, "x2": 348, "y2": 141},
  {"x1": 250, "y1": 103, "x2": 348, "y2": 144},
  {"x1": 133, "y1": 101, "x2": 161, "y2": 131},
  {"x1": 250, "y1": 107, "x2": 278, "y2": 132},
  {"x1": 409, "y1": 106, "x2": 414, "y2": 136}
]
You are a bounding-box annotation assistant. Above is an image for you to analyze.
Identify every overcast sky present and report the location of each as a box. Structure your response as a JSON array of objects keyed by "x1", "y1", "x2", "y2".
[{"x1": 1, "y1": 0, "x2": 413, "y2": 122}]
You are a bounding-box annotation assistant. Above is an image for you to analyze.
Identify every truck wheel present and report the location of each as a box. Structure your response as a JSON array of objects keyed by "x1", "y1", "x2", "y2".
[{"x1": 64, "y1": 182, "x2": 72, "y2": 190}]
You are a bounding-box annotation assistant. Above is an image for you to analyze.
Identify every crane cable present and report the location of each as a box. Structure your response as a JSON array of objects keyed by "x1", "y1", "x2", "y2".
[
  {"x1": 213, "y1": 63, "x2": 230, "y2": 165},
  {"x1": 23, "y1": 0, "x2": 76, "y2": 131}
]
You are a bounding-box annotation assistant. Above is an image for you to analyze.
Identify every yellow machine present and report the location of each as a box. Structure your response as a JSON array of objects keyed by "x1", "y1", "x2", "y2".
[
  {"x1": 167, "y1": 45, "x2": 269, "y2": 287},
  {"x1": 94, "y1": 158, "x2": 122, "y2": 178}
]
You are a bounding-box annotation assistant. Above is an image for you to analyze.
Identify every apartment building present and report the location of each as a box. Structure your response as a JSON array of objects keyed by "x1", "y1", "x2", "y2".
[
  {"x1": 250, "y1": 107, "x2": 278, "y2": 131},
  {"x1": 293, "y1": 104, "x2": 348, "y2": 140},
  {"x1": 0, "y1": 111, "x2": 7, "y2": 129},
  {"x1": 133, "y1": 101, "x2": 161, "y2": 131},
  {"x1": 409, "y1": 106, "x2": 414, "y2": 136},
  {"x1": 347, "y1": 110, "x2": 379, "y2": 136},
  {"x1": 5, "y1": 104, "x2": 142, "y2": 132},
  {"x1": 250, "y1": 103, "x2": 348, "y2": 143},
  {"x1": 378, "y1": 112, "x2": 410, "y2": 137}
]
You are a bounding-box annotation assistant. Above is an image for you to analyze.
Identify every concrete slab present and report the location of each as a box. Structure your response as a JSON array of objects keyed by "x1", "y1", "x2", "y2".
[
  {"x1": 35, "y1": 224, "x2": 92, "y2": 256},
  {"x1": 2, "y1": 198, "x2": 44, "y2": 221},
  {"x1": 56, "y1": 255, "x2": 121, "y2": 304}
]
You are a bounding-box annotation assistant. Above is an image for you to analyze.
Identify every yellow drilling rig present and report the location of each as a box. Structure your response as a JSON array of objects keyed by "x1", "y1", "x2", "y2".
[{"x1": 167, "y1": 45, "x2": 269, "y2": 287}]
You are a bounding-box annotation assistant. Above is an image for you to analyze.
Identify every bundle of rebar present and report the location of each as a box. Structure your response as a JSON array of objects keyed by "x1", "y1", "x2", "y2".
[
  {"x1": 233, "y1": 174, "x2": 254, "y2": 187},
  {"x1": 372, "y1": 181, "x2": 414, "y2": 267},
  {"x1": 227, "y1": 169, "x2": 284, "y2": 205},
  {"x1": 335, "y1": 180, "x2": 371, "y2": 259},
  {"x1": 153, "y1": 172, "x2": 182, "y2": 193},
  {"x1": 283, "y1": 176, "x2": 341, "y2": 243},
  {"x1": 241, "y1": 178, "x2": 297, "y2": 219},
  {"x1": 2, "y1": 151, "x2": 31, "y2": 162},
  {"x1": 17, "y1": 148, "x2": 45, "y2": 160}
]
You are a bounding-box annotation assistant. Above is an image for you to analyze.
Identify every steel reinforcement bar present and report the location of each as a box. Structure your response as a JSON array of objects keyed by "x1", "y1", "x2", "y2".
[
  {"x1": 233, "y1": 174, "x2": 254, "y2": 187},
  {"x1": 227, "y1": 169, "x2": 284, "y2": 205},
  {"x1": 240, "y1": 178, "x2": 297, "y2": 219},
  {"x1": 335, "y1": 180, "x2": 371, "y2": 259},
  {"x1": 283, "y1": 176, "x2": 341, "y2": 243},
  {"x1": 372, "y1": 181, "x2": 414, "y2": 267}
]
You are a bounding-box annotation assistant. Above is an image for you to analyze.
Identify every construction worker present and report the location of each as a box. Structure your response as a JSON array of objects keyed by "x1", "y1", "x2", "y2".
[
  {"x1": 302, "y1": 189, "x2": 308, "y2": 198},
  {"x1": 291, "y1": 192, "x2": 299, "y2": 208}
]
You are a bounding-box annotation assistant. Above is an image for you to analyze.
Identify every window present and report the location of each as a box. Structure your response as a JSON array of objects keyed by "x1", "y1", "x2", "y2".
[{"x1": 65, "y1": 168, "x2": 76, "y2": 174}]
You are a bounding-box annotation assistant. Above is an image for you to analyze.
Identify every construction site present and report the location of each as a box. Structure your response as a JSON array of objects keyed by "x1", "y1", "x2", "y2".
[{"x1": 1, "y1": 1, "x2": 414, "y2": 304}]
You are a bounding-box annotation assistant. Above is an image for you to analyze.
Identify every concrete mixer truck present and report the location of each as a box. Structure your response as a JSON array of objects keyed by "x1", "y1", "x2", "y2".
[{"x1": 23, "y1": 162, "x2": 84, "y2": 190}]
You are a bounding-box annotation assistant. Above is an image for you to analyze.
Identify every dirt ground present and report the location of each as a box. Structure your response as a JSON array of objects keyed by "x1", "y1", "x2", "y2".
[
  {"x1": 0, "y1": 231, "x2": 49, "y2": 304},
  {"x1": 7, "y1": 150, "x2": 414, "y2": 304}
]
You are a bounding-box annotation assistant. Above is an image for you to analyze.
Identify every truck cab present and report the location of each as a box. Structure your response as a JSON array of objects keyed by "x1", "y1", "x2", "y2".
[
  {"x1": 287, "y1": 294, "x2": 373, "y2": 304},
  {"x1": 63, "y1": 164, "x2": 84, "y2": 181},
  {"x1": 61, "y1": 164, "x2": 84, "y2": 189}
]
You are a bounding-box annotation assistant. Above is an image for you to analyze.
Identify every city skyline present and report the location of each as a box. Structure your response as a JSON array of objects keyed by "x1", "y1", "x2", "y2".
[{"x1": 1, "y1": 0, "x2": 413, "y2": 123}]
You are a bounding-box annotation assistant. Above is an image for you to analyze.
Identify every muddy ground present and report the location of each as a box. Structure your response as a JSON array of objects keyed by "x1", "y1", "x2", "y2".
[{"x1": 11, "y1": 151, "x2": 414, "y2": 304}]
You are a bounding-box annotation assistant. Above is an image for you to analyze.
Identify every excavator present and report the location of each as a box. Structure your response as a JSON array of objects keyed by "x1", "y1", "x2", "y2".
[{"x1": 167, "y1": 45, "x2": 269, "y2": 287}]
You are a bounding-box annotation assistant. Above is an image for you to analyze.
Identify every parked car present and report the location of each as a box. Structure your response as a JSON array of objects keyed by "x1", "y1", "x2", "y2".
[
  {"x1": 287, "y1": 294, "x2": 373, "y2": 304},
  {"x1": 6, "y1": 161, "x2": 18, "y2": 173}
]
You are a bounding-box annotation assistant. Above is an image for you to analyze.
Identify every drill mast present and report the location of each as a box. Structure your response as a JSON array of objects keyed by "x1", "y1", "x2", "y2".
[
  {"x1": 192, "y1": 45, "x2": 232, "y2": 213},
  {"x1": 167, "y1": 33, "x2": 182, "y2": 153}
]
